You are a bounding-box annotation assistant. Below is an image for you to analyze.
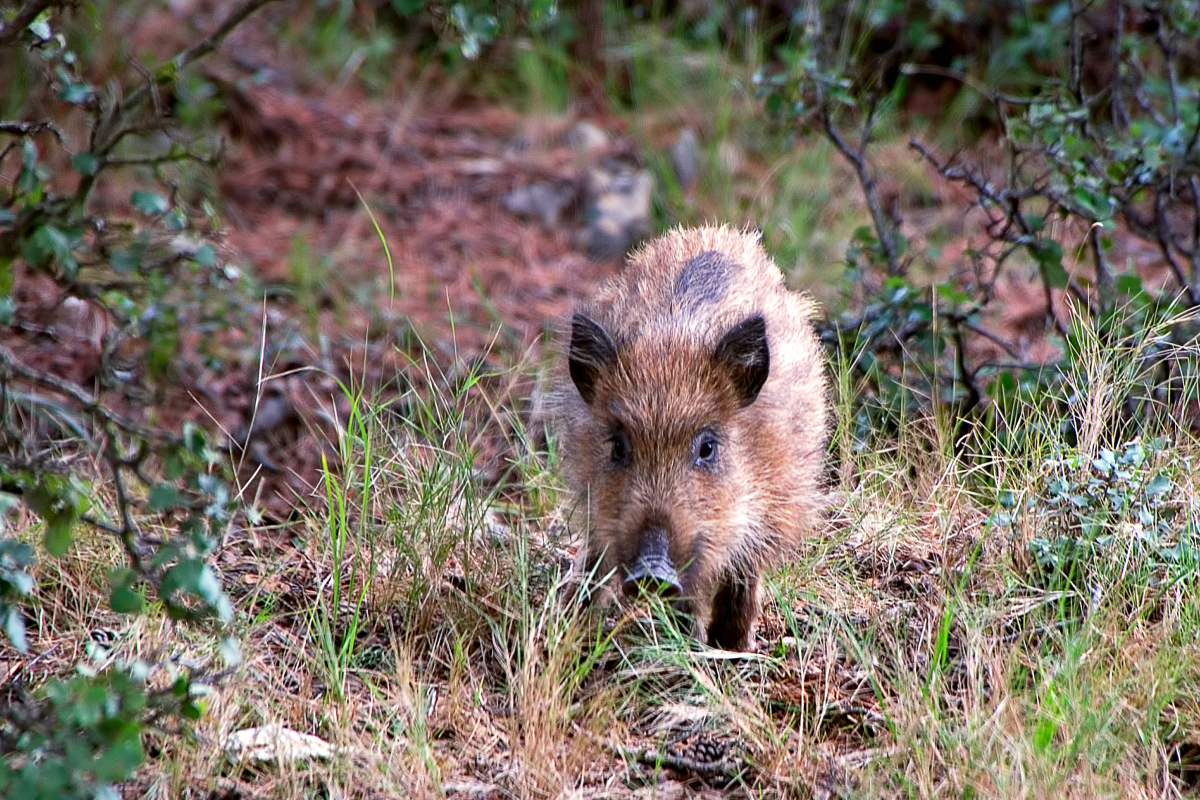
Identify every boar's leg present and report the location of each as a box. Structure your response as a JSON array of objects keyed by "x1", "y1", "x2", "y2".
[{"x1": 706, "y1": 570, "x2": 761, "y2": 651}]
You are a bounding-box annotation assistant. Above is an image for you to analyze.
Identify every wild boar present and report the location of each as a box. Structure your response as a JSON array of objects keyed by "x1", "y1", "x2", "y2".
[{"x1": 559, "y1": 225, "x2": 828, "y2": 650}]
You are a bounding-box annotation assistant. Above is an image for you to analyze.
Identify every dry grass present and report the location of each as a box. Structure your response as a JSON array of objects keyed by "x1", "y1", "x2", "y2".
[
  {"x1": 6, "y1": 312, "x2": 1198, "y2": 799},
  {"x1": 4, "y1": 13, "x2": 1200, "y2": 799}
]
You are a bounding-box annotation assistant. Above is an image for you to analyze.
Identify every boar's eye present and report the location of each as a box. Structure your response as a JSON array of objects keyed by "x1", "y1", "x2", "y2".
[
  {"x1": 610, "y1": 429, "x2": 631, "y2": 466},
  {"x1": 691, "y1": 430, "x2": 719, "y2": 468}
]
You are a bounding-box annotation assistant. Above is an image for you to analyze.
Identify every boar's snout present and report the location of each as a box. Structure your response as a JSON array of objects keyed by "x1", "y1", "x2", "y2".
[{"x1": 622, "y1": 527, "x2": 681, "y2": 597}]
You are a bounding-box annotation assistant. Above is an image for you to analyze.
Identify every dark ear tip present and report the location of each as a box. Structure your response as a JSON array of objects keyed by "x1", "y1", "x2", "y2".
[
  {"x1": 715, "y1": 314, "x2": 770, "y2": 408},
  {"x1": 568, "y1": 313, "x2": 618, "y2": 406}
]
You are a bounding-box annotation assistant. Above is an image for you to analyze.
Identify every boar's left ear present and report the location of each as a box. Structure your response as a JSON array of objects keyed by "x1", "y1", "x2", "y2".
[
  {"x1": 714, "y1": 315, "x2": 769, "y2": 407},
  {"x1": 569, "y1": 313, "x2": 618, "y2": 405}
]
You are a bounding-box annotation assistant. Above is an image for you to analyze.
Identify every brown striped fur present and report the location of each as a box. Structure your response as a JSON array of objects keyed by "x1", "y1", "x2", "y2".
[{"x1": 558, "y1": 225, "x2": 828, "y2": 650}]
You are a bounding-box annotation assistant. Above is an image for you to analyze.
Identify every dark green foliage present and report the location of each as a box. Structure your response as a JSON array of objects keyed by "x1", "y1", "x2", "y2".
[
  {"x1": 991, "y1": 438, "x2": 1195, "y2": 589},
  {"x1": 759, "y1": 0, "x2": 1200, "y2": 452},
  {"x1": 0, "y1": 671, "x2": 147, "y2": 800},
  {"x1": 0, "y1": 1, "x2": 264, "y2": 795}
]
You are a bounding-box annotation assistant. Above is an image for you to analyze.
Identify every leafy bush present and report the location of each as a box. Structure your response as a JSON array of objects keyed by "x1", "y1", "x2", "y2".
[
  {"x1": 759, "y1": 0, "x2": 1200, "y2": 451},
  {"x1": 0, "y1": 1, "x2": 270, "y2": 795},
  {"x1": 991, "y1": 438, "x2": 1194, "y2": 589}
]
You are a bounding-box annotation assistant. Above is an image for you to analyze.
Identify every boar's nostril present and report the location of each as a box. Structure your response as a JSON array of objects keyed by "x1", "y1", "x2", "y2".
[
  {"x1": 622, "y1": 527, "x2": 681, "y2": 596},
  {"x1": 623, "y1": 576, "x2": 681, "y2": 598}
]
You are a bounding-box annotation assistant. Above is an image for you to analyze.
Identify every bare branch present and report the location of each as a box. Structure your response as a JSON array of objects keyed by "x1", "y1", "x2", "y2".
[
  {"x1": 1089, "y1": 225, "x2": 1114, "y2": 298},
  {"x1": 964, "y1": 320, "x2": 1019, "y2": 358},
  {"x1": 120, "y1": 0, "x2": 278, "y2": 115},
  {"x1": 1154, "y1": 16, "x2": 1181, "y2": 124},
  {"x1": 899, "y1": 64, "x2": 1037, "y2": 106},
  {"x1": 819, "y1": 87, "x2": 901, "y2": 276},
  {"x1": 0, "y1": 120, "x2": 65, "y2": 141},
  {"x1": 951, "y1": 325, "x2": 982, "y2": 416},
  {"x1": 0, "y1": 344, "x2": 172, "y2": 443},
  {"x1": 1110, "y1": 1, "x2": 1128, "y2": 130},
  {"x1": 1191, "y1": 176, "x2": 1200, "y2": 288},
  {"x1": 1068, "y1": 0, "x2": 1084, "y2": 105},
  {"x1": 1153, "y1": 191, "x2": 1200, "y2": 305},
  {"x1": 0, "y1": 0, "x2": 61, "y2": 49}
]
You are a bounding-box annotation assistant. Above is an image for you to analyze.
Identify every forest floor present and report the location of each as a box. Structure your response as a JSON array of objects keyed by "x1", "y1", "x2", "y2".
[{"x1": 3, "y1": 1, "x2": 1199, "y2": 799}]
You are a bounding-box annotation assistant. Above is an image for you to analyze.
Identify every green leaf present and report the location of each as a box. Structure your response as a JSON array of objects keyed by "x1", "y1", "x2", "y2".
[
  {"x1": 163, "y1": 450, "x2": 185, "y2": 481},
  {"x1": 182, "y1": 422, "x2": 207, "y2": 455},
  {"x1": 44, "y1": 510, "x2": 75, "y2": 557},
  {"x1": 1145, "y1": 473, "x2": 1171, "y2": 497},
  {"x1": 1034, "y1": 241, "x2": 1068, "y2": 288},
  {"x1": 197, "y1": 565, "x2": 233, "y2": 622},
  {"x1": 28, "y1": 19, "x2": 51, "y2": 41},
  {"x1": 111, "y1": 249, "x2": 139, "y2": 274},
  {"x1": 94, "y1": 733, "x2": 144, "y2": 782},
  {"x1": 59, "y1": 82, "x2": 94, "y2": 104},
  {"x1": 162, "y1": 559, "x2": 203, "y2": 597},
  {"x1": 219, "y1": 636, "x2": 242, "y2": 666},
  {"x1": 4, "y1": 607, "x2": 28, "y2": 653},
  {"x1": 193, "y1": 244, "x2": 216, "y2": 267},
  {"x1": 131, "y1": 191, "x2": 169, "y2": 216},
  {"x1": 21, "y1": 225, "x2": 73, "y2": 268},
  {"x1": 148, "y1": 484, "x2": 179, "y2": 511},
  {"x1": 1116, "y1": 274, "x2": 1143, "y2": 297},
  {"x1": 71, "y1": 151, "x2": 99, "y2": 175},
  {"x1": 110, "y1": 585, "x2": 144, "y2": 614},
  {"x1": 391, "y1": 0, "x2": 425, "y2": 14}
]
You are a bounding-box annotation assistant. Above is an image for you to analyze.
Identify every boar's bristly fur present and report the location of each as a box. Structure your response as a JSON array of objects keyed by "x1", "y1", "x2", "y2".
[{"x1": 558, "y1": 225, "x2": 828, "y2": 651}]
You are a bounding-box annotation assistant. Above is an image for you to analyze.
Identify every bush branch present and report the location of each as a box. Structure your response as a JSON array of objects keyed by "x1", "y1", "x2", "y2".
[
  {"x1": 0, "y1": 344, "x2": 171, "y2": 444},
  {"x1": 0, "y1": 0, "x2": 62, "y2": 48},
  {"x1": 818, "y1": 89, "x2": 901, "y2": 275}
]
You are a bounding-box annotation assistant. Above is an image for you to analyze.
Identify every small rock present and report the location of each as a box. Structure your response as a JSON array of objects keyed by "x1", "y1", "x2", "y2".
[
  {"x1": 564, "y1": 120, "x2": 610, "y2": 154},
  {"x1": 502, "y1": 181, "x2": 575, "y2": 230},
  {"x1": 457, "y1": 157, "x2": 504, "y2": 176},
  {"x1": 669, "y1": 127, "x2": 701, "y2": 190},
  {"x1": 578, "y1": 160, "x2": 653, "y2": 259},
  {"x1": 224, "y1": 725, "x2": 335, "y2": 764}
]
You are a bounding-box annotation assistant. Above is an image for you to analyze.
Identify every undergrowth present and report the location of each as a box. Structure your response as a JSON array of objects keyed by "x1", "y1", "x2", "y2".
[
  {"x1": 4, "y1": 2, "x2": 1200, "y2": 798},
  {"x1": 7, "y1": 306, "x2": 1195, "y2": 798}
]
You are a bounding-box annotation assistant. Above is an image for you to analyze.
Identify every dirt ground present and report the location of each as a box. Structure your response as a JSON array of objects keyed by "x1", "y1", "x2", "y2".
[
  {"x1": 5, "y1": 1, "x2": 1179, "y2": 521},
  {"x1": 5, "y1": 1, "x2": 652, "y2": 521}
]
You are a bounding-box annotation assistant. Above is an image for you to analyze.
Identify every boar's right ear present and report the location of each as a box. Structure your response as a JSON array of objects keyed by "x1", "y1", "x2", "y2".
[
  {"x1": 714, "y1": 315, "x2": 769, "y2": 408},
  {"x1": 569, "y1": 313, "x2": 618, "y2": 405}
]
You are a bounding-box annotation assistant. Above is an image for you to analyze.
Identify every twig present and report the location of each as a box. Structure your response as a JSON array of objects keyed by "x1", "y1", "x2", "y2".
[
  {"x1": 172, "y1": 0, "x2": 277, "y2": 73},
  {"x1": 899, "y1": 64, "x2": 1036, "y2": 106},
  {"x1": 977, "y1": 360, "x2": 1060, "y2": 373},
  {"x1": 110, "y1": 0, "x2": 279, "y2": 148},
  {"x1": 910, "y1": 138, "x2": 1072, "y2": 334},
  {"x1": 1190, "y1": 176, "x2": 1200, "y2": 288},
  {"x1": 1110, "y1": 1, "x2": 1128, "y2": 130},
  {"x1": 964, "y1": 320, "x2": 1019, "y2": 358},
  {"x1": 102, "y1": 434, "x2": 149, "y2": 575},
  {"x1": 0, "y1": 120, "x2": 66, "y2": 141},
  {"x1": 952, "y1": 325, "x2": 982, "y2": 416},
  {"x1": 1154, "y1": 15, "x2": 1181, "y2": 125},
  {"x1": 0, "y1": 344, "x2": 172, "y2": 443},
  {"x1": 1089, "y1": 224, "x2": 1114, "y2": 298},
  {"x1": 819, "y1": 87, "x2": 901, "y2": 275},
  {"x1": 1067, "y1": 0, "x2": 1085, "y2": 107},
  {"x1": 1153, "y1": 191, "x2": 1200, "y2": 305},
  {"x1": 0, "y1": 0, "x2": 61, "y2": 49}
]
